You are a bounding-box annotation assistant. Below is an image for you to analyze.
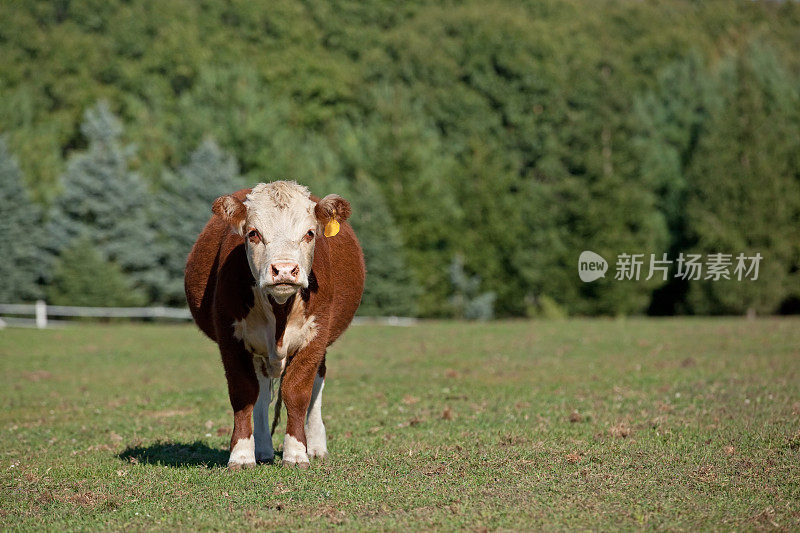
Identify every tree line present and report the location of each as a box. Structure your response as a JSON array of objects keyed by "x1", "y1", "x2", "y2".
[{"x1": 1, "y1": 0, "x2": 798, "y2": 317}]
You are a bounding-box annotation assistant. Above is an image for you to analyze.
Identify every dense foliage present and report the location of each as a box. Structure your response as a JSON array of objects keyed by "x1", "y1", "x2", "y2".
[{"x1": 1, "y1": 0, "x2": 798, "y2": 316}]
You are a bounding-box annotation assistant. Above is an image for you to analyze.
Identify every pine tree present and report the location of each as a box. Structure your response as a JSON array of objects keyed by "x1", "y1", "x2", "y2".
[
  {"x1": 152, "y1": 138, "x2": 242, "y2": 304},
  {"x1": 634, "y1": 52, "x2": 711, "y2": 238},
  {"x1": 632, "y1": 53, "x2": 713, "y2": 314},
  {"x1": 346, "y1": 173, "x2": 419, "y2": 316},
  {"x1": 452, "y1": 137, "x2": 528, "y2": 316},
  {"x1": 47, "y1": 238, "x2": 146, "y2": 307},
  {"x1": 333, "y1": 102, "x2": 462, "y2": 317},
  {"x1": 48, "y1": 101, "x2": 162, "y2": 302},
  {"x1": 684, "y1": 42, "x2": 800, "y2": 314},
  {"x1": 0, "y1": 139, "x2": 45, "y2": 302}
]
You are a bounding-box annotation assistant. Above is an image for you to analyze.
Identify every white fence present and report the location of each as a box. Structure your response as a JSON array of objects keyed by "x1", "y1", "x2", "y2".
[
  {"x1": 0, "y1": 301, "x2": 192, "y2": 329},
  {"x1": 0, "y1": 301, "x2": 416, "y2": 329}
]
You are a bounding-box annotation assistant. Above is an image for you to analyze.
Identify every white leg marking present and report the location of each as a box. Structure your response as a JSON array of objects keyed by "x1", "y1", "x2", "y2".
[
  {"x1": 282, "y1": 434, "x2": 309, "y2": 467},
  {"x1": 228, "y1": 435, "x2": 255, "y2": 468},
  {"x1": 253, "y1": 374, "x2": 274, "y2": 463},
  {"x1": 305, "y1": 375, "x2": 327, "y2": 459}
]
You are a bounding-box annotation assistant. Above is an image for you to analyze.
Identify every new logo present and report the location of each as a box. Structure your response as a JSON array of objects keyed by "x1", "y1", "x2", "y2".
[{"x1": 578, "y1": 251, "x2": 608, "y2": 282}]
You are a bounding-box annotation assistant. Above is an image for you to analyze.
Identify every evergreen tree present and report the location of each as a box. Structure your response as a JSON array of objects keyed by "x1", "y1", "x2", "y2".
[
  {"x1": 152, "y1": 138, "x2": 242, "y2": 304},
  {"x1": 47, "y1": 238, "x2": 146, "y2": 307},
  {"x1": 48, "y1": 101, "x2": 163, "y2": 302},
  {"x1": 684, "y1": 42, "x2": 800, "y2": 315},
  {"x1": 452, "y1": 137, "x2": 528, "y2": 316},
  {"x1": 0, "y1": 139, "x2": 45, "y2": 302},
  {"x1": 633, "y1": 53, "x2": 713, "y2": 314},
  {"x1": 334, "y1": 101, "x2": 463, "y2": 316},
  {"x1": 346, "y1": 173, "x2": 419, "y2": 317},
  {"x1": 634, "y1": 52, "x2": 711, "y2": 239}
]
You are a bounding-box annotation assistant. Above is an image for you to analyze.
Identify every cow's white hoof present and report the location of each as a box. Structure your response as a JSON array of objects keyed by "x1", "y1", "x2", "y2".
[
  {"x1": 228, "y1": 461, "x2": 256, "y2": 471},
  {"x1": 228, "y1": 435, "x2": 256, "y2": 469},
  {"x1": 282, "y1": 434, "x2": 310, "y2": 468},
  {"x1": 307, "y1": 443, "x2": 328, "y2": 460},
  {"x1": 282, "y1": 458, "x2": 310, "y2": 469}
]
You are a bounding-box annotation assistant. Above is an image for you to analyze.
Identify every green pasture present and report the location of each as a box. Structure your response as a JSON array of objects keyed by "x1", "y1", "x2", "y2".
[{"x1": 1, "y1": 319, "x2": 798, "y2": 530}]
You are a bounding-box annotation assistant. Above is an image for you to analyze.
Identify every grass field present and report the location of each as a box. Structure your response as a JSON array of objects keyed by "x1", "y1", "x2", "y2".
[{"x1": 1, "y1": 318, "x2": 799, "y2": 530}]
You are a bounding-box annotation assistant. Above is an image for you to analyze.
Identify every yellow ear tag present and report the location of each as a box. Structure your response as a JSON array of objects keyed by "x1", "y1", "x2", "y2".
[{"x1": 324, "y1": 219, "x2": 340, "y2": 237}]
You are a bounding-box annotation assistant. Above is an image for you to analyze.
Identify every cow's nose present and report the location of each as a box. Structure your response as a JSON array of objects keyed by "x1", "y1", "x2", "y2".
[{"x1": 270, "y1": 262, "x2": 300, "y2": 283}]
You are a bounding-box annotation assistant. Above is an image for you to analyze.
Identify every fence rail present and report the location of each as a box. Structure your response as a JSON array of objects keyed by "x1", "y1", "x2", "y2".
[
  {"x1": 0, "y1": 301, "x2": 191, "y2": 329},
  {"x1": 0, "y1": 301, "x2": 416, "y2": 329}
]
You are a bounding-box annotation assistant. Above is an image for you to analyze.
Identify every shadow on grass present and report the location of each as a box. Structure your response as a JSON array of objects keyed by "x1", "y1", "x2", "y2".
[{"x1": 118, "y1": 441, "x2": 229, "y2": 468}]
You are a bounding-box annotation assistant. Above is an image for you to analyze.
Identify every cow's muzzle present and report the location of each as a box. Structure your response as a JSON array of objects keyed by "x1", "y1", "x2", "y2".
[{"x1": 270, "y1": 262, "x2": 300, "y2": 284}]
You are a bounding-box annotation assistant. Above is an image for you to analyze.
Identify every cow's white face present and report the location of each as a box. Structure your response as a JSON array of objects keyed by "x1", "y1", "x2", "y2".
[
  {"x1": 242, "y1": 182, "x2": 317, "y2": 303},
  {"x1": 212, "y1": 181, "x2": 350, "y2": 304}
]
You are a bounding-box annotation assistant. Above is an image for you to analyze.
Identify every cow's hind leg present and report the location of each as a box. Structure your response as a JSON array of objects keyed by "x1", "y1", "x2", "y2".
[
  {"x1": 253, "y1": 372, "x2": 274, "y2": 463},
  {"x1": 305, "y1": 363, "x2": 327, "y2": 460}
]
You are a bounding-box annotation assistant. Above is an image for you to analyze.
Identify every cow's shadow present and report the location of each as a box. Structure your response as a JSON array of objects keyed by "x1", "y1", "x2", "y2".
[
  {"x1": 118, "y1": 441, "x2": 229, "y2": 468},
  {"x1": 118, "y1": 440, "x2": 284, "y2": 468}
]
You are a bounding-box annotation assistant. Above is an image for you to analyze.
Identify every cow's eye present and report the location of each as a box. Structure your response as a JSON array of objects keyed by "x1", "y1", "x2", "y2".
[
  {"x1": 303, "y1": 229, "x2": 315, "y2": 242},
  {"x1": 247, "y1": 229, "x2": 261, "y2": 243}
]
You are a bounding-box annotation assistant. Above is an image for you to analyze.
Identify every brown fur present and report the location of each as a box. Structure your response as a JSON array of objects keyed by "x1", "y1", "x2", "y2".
[{"x1": 185, "y1": 187, "x2": 365, "y2": 464}]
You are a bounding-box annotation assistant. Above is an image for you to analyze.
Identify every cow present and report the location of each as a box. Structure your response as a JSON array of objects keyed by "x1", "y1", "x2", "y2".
[{"x1": 185, "y1": 181, "x2": 365, "y2": 469}]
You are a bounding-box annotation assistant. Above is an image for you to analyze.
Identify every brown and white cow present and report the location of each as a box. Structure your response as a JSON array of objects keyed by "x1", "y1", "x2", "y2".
[{"x1": 185, "y1": 181, "x2": 364, "y2": 468}]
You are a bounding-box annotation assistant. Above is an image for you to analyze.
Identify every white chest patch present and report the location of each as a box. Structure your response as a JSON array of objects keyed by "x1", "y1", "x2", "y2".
[{"x1": 233, "y1": 288, "x2": 318, "y2": 378}]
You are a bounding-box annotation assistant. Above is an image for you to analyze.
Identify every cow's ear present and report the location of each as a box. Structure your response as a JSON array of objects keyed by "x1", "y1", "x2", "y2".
[
  {"x1": 314, "y1": 194, "x2": 351, "y2": 225},
  {"x1": 212, "y1": 195, "x2": 246, "y2": 235}
]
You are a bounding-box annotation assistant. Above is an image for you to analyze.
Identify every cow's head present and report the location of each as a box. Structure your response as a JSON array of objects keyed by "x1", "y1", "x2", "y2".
[{"x1": 213, "y1": 181, "x2": 351, "y2": 304}]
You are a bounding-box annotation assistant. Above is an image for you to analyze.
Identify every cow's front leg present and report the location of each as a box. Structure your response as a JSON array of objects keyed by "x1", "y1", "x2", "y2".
[
  {"x1": 281, "y1": 348, "x2": 324, "y2": 468},
  {"x1": 222, "y1": 343, "x2": 259, "y2": 469},
  {"x1": 253, "y1": 373, "x2": 274, "y2": 463},
  {"x1": 305, "y1": 361, "x2": 327, "y2": 460}
]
